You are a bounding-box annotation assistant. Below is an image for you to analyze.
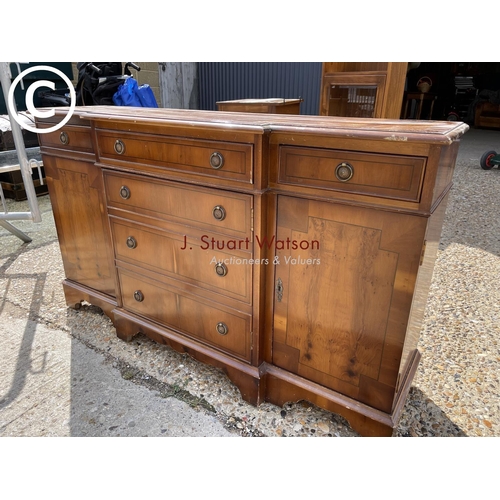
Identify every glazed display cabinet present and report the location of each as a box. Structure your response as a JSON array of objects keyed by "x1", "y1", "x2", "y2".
[
  {"x1": 37, "y1": 107, "x2": 468, "y2": 436},
  {"x1": 319, "y1": 62, "x2": 407, "y2": 119}
]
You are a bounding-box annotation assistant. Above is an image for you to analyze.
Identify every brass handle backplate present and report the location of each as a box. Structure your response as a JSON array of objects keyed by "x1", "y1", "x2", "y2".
[
  {"x1": 59, "y1": 131, "x2": 69, "y2": 145},
  {"x1": 126, "y1": 236, "x2": 137, "y2": 249},
  {"x1": 114, "y1": 139, "x2": 125, "y2": 155},
  {"x1": 276, "y1": 277, "x2": 283, "y2": 302},
  {"x1": 210, "y1": 152, "x2": 224, "y2": 169},
  {"x1": 133, "y1": 290, "x2": 144, "y2": 302},
  {"x1": 212, "y1": 205, "x2": 226, "y2": 221},
  {"x1": 119, "y1": 185, "x2": 131, "y2": 199},
  {"x1": 214, "y1": 262, "x2": 228, "y2": 277},
  {"x1": 216, "y1": 322, "x2": 228, "y2": 335},
  {"x1": 335, "y1": 162, "x2": 354, "y2": 182}
]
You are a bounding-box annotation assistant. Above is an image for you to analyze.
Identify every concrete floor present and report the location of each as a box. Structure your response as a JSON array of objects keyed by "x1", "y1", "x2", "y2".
[{"x1": 0, "y1": 314, "x2": 235, "y2": 437}]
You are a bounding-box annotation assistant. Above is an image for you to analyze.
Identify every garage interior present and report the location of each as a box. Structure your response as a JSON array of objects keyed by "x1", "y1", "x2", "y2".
[{"x1": 406, "y1": 62, "x2": 500, "y2": 125}]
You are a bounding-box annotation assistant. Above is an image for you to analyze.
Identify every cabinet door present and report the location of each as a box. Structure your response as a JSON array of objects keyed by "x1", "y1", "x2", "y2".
[
  {"x1": 44, "y1": 156, "x2": 116, "y2": 296},
  {"x1": 272, "y1": 196, "x2": 426, "y2": 412}
]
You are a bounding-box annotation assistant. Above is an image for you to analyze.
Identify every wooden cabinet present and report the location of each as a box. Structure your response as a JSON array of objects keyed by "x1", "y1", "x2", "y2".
[
  {"x1": 217, "y1": 98, "x2": 303, "y2": 114},
  {"x1": 319, "y1": 62, "x2": 407, "y2": 119},
  {"x1": 38, "y1": 107, "x2": 468, "y2": 436}
]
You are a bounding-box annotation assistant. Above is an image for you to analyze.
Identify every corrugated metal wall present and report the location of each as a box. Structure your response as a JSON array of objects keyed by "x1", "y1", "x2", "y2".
[{"x1": 198, "y1": 62, "x2": 322, "y2": 115}]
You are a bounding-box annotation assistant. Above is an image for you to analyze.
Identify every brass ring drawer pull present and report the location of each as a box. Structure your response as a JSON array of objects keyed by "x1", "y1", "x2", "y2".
[
  {"x1": 59, "y1": 131, "x2": 69, "y2": 145},
  {"x1": 119, "y1": 185, "x2": 131, "y2": 199},
  {"x1": 212, "y1": 205, "x2": 226, "y2": 221},
  {"x1": 126, "y1": 236, "x2": 137, "y2": 249},
  {"x1": 335, "y1": 162, "x2": 354, "y2": 182},
  {"x1": 114, "y1": 139, "x2": 125, "y2": 155},
  {"x1": 133, "y1": 290, "x2": 144, "y2": 302},
  {"x1": 209, "y1": 152, "x2": 224, "y2": 169},
  {"x1": 216, "y1": 322, "x2": 228, "y2": 335},
  {"x1": 214, "y1": 262, "x2": 228, "y2": 277}
]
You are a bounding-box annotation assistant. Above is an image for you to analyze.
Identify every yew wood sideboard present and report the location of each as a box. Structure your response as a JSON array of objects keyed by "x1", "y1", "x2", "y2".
[{"x1": 37, "y1": 107, "x2": 468, "y2": 436}]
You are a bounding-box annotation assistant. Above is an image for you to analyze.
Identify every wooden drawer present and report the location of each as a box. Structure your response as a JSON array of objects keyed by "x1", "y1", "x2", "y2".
[
  {"x1": 104, "y1": 171, "x2": 253, "y2": 239},
  {"x1": 111, "y1": 217, "x2": 252, "y2": 304},
  {"x1": 279, "y1": 146, "x2": 425, "y2": 202},
  {"x1": 118, "y1": 269, "x2": 252, "y2": 362},
  {"x1": 96, "y1": 129, "x2": 253, "y2": 183},
  {"x1": 38, "y1": 125, "x2": 94, "y2": 154}
]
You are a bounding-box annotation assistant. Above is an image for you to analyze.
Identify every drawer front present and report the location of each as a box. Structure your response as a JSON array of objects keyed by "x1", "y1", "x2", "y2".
[
  {"x1": 119, "y1": 270, "x2": 252, "y2": 361},
  {"x1": 104, "y1": 171, "x2": 252, "y2": 238},
  {"x1": 38, "y1": 125, "x2": 94, "y2": 153},
  {"x1": 96, "y1": 130, "x2": 253, "y2": 183},
  {"x1": 111, "y1": 218, "x2": 252, "y2": 304},
  {"x1": 279, "y1": 146, "x2": 425, "y2": 202}
]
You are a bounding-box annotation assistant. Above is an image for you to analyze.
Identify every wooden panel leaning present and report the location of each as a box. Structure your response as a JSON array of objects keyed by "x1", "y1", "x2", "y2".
[{"x1": 37, "y1": 107, "x2": 468, "y2": 436}]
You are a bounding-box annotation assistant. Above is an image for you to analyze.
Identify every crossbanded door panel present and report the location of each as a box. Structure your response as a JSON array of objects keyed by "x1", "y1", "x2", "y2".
[
  {"x1": 272, "y1": 196, "x2": 426, "y2": 412},
  {"x1": 44, "y1": 156, "x2": 115, "y2": 296}
]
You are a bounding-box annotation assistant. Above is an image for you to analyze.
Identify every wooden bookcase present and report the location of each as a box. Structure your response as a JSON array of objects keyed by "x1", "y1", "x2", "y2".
[{"x1": 319, "y1": 62, "x2": 407, "y2": 119}]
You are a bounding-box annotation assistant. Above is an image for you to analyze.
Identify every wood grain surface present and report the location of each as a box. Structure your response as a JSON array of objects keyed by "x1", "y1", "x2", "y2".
[{"x1": 37, "y1": 107, "x2": 467, "y2": 435}]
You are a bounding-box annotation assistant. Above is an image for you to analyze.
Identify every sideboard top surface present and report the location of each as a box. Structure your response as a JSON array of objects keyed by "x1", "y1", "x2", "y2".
[{"x1": 47, "y1": 106, "x2": 469, "y2": 145}]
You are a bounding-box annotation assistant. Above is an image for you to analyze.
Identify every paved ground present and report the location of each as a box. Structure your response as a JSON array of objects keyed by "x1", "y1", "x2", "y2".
[
  {"x1": 1, "y1": 126, "x2": 499, "y2": 438},
  {"x1": 0, "y1": 314, "x2": 235, "y2": 437}
]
